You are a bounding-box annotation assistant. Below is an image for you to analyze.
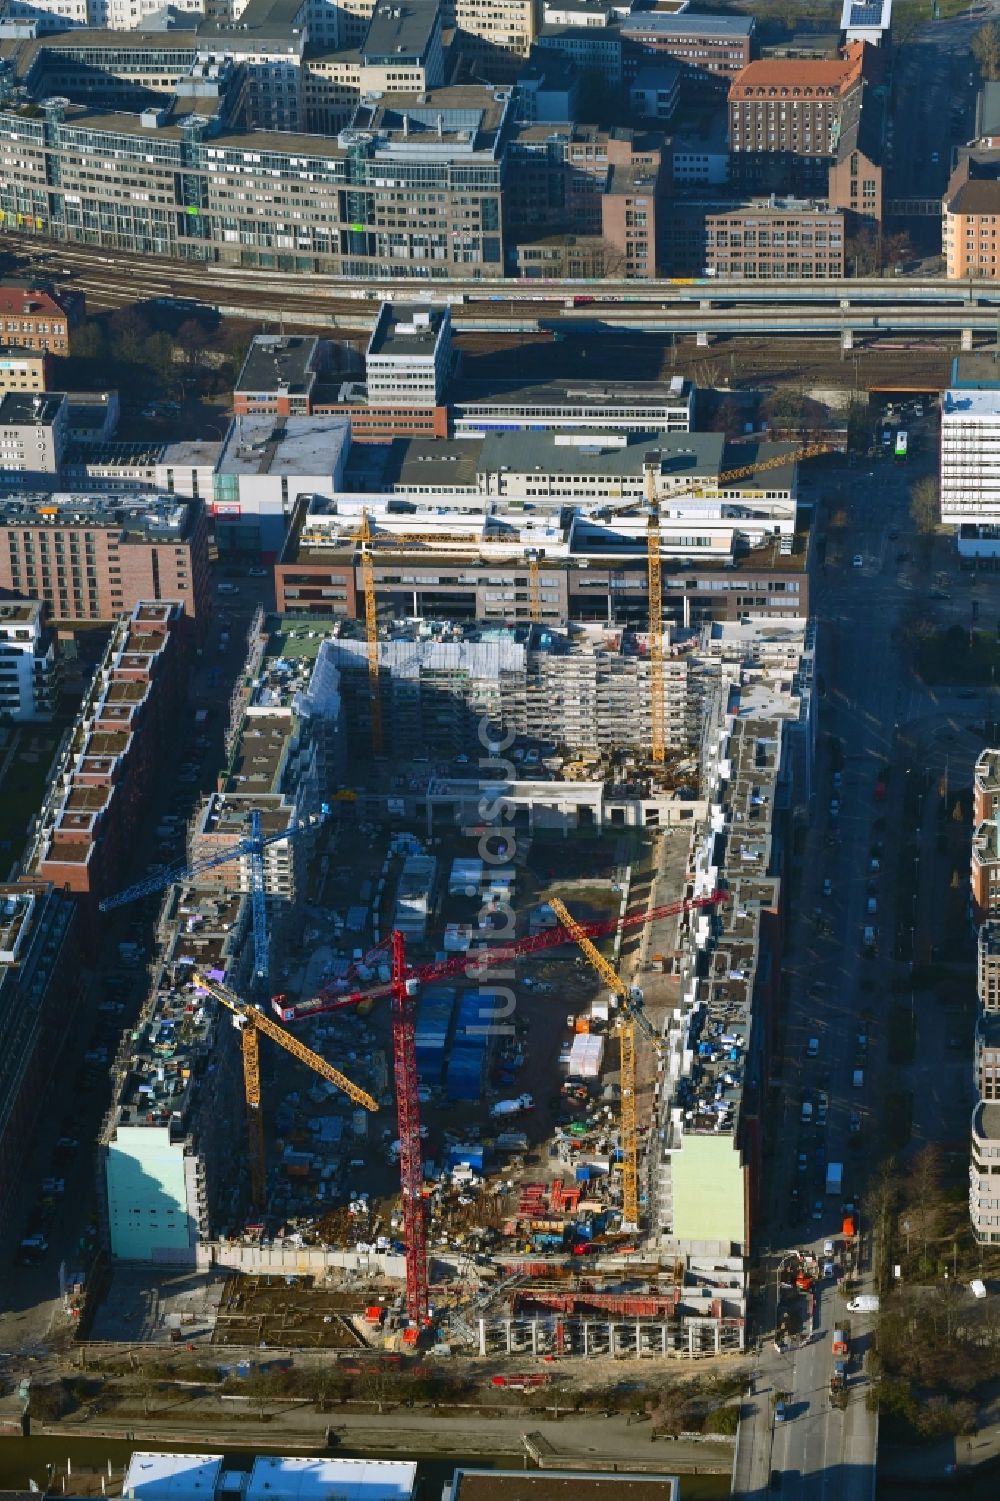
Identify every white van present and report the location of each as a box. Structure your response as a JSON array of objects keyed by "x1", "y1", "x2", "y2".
[
  {"x1": 863, "y1": 926, "x2": 877, "y2": 947},
  {"x1": 852, "y1": 1069, "x2": 864, "y2": 1089},
  {"x1": 801, "y1": 1100, "x2": 814, "y2": 1123}
]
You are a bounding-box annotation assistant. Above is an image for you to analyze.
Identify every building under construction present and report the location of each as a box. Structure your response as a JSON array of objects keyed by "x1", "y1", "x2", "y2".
[{"x1": 91, "y1": 583, "x2": 814, "y2": 1359}]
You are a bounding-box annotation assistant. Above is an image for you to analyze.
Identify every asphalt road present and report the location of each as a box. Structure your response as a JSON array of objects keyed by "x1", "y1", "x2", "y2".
[
  {"x1": 887, "y1": 1, "x2": 1000, "y2": 207},
  {"x1": 729, "y1": 407, "x2": 1000, "y2": 1498}
]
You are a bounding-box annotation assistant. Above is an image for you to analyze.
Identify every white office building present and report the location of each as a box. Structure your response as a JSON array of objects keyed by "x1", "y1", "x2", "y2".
[
  {"x1": 940, "y1": 384, "x2": 1000, "y2": 554},
  {"x1": 365, "y1": 302, "x2": 452, "y2": 407}
]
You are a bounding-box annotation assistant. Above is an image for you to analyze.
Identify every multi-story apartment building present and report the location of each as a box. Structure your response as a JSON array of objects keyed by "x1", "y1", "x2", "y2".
[
  {"x1": 25, "y1": 602, "x2": 188, "y2": 910},
  {"x1": 99, "y1": 893, "x2": 249, "y2": 1262},
  {"x1": 0, "y1": 599, "x2": 58, "y2": 722},
  {"x1": 0, "y1": 492, "x2": 210, "y2": 625},
  {"x1": 979, "y1": 921, "x2": 1000, "y2": 1013},
  {"x1": 197, "y1": 0, "x2": 310, "y2": 132},
  {"x1": 0, "y1": 882, "x2": 81, "y2": 1226},
  {"x1": 534, "y1": 22, "x2": 622, "y2": 84},
  {"x1": 0, "y1": 284, "x2": 81, "y2": 354},
  {"x1": 0, "y1": 86, "x2": 510, "y2": 279},
  {"x1": 943, "y1": 162, "x2": 1000, "y2": 280},
  {"x1": 0, "y1": 348, "x2": 51, "y2": 397},
  {"x1": 973, "y1": 819, "x2": 1000, "y2": 925},
  {"x1": 970, "y1": 1096, "x2": 1000, "y2": 1244},
  {"x1": 683, "y1": 198, "x2": 845, "y2": 280},
  {"x1": 621, "y1": 12, "x2": 755, "y2": 91},
  {"x1": 976, "y1": 749, "x2": 1000, "y2": 824}
]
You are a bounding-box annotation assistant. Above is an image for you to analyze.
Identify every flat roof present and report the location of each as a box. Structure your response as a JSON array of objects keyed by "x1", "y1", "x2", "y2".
[
  {"x1": 943, "y1": 386, "x2": 1000, "y2": 416},
  {"x1": 362, "y1": 0, "x2": 438, "y2": 62},
  {"x1": 123, "y1": 1453, "x2": 224, "y2": 1501},
  {"x1": 237, "y1": 334, "x2": 319, "y2": 396},
  {"x1": 842, "y1": 0, "x2": 891, "y2": 30},
  {"x1": 0, "y1": 598, "x2": 41, "y2": 622},
  {"x1": 198, "y1": 0, "x2": 306, "y2": 41},
  {"x1": 621, "y1": 12, "x2": 753, "y2": 35},
  {"x1": 0, "y1": 491, "x2": 195, "y2": 538},
  {"x1": 453, "y1": 377, "x2": 693, "y2": 408},
  {"x1": 218, "y1": 415, "x2": 349, "y2": 477},
  {"x1": 394, "y1": 435, "x2": 482, "y2": 489},
  {"x1": 368, "y1": 304, "x2": 444, "y2": 360},
  {"x1": 0, "y1": 390, "x2": 64, "y2": 425},
  {"x1": 246, "y1": 1456, "x2": 416, "y2": 1501},
  {"x1": 478, "y1": 428, "x2": 725, "y2": 478},
  {"x1": 450, "y1": 1472, "x2": 678, "y2": 1501}
]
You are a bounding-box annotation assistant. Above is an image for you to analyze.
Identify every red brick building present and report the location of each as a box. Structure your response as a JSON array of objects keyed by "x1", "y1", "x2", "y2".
[
  {"x1": 28, "y1": 602, "x2": 188, "y2": 915},
  {"x1": 0, "y1": 493, "x2": 210, "y2": 626},
  {"x1": 727, "y1": 42, "x2": 885, "y2": 223},
  {"x1": 0, "y1": 284, "x2": 83, "y2": 354}
]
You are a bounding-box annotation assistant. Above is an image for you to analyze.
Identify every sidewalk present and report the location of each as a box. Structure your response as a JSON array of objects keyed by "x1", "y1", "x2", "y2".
[{"x1": 41, "y1": 1404, "x2": 735, "y2": 1475}]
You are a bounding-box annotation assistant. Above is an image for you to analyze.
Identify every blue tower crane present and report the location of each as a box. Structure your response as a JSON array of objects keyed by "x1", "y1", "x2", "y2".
[{"x1": 99, "y1": 803, "x2": 330, "y2": 998}]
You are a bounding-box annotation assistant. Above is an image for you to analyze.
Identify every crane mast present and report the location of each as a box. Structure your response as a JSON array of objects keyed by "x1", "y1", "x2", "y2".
[
  {"x1": 645, "y1": 457, "x2": 665, "y2": 767},
  {"x1": 390, "y1": 931, "x2": 429, "y2": 1326}
]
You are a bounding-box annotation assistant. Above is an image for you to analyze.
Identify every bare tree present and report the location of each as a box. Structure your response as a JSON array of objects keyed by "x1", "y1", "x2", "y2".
[
  {"x1": 910, "y1": 475, "x2": 939, "y2": 535},
  {"x1": 973, "y1": 22, "x2": 1000, "y2": 82}
]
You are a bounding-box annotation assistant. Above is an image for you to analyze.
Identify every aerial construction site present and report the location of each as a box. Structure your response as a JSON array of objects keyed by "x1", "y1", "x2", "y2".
[{"x1": 82, "y1": 394, "x2": 820, "y2": 1367}]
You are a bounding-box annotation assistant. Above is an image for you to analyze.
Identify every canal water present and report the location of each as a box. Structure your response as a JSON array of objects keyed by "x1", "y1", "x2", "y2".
[{"x1": 0, "y1": 1437, "x2": 732, "y2": 1500}]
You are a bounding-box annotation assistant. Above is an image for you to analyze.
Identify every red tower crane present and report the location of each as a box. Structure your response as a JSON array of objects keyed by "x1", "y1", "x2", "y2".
[{"x1": 276, "y1": 888, "x2": 726, "y2": 1327}]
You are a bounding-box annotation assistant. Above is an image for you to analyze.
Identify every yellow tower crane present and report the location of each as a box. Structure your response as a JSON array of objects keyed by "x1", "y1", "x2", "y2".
[
  {"x1": 644, "y1": 460, "x2": 665, "y2": 765},
  {"x1": 353, "y1": 516, "x2": 485, "y2": 755},
  {"x1": 192, "y1": 968, "x2": 378, "y2": 1207},
  {"x1": 547, "y1": 898, "x2": 662, "y2": 1229},
  {"x1": 527, "y1": 550, "x2": 543, "y2": 623}
]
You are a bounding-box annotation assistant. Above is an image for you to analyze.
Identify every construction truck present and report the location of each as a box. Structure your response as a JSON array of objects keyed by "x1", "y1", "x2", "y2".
[{"x1": 830, "y1": 1359, "x2": 847, "y2": 1395}]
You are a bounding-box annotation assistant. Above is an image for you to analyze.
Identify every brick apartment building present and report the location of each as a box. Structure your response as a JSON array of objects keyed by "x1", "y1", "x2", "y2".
[
  {"x1": 976, "y1": 749, "x2": 1000, "y2": 823},
  {"x1": 27, "y1": 602, "x2": 188, "y2": 914},
  {"x1": 973, "y1": 818, "x2": 1000, "y2": 925},
  {"x1": 668, "y1": 197, "x2": 845, "y2": 279},
  {"x1": 0, "y1": 284, "x2": 83, "y2": 354},
  {"x1": 0, "y1": 493, "x2": 210, "y2": 626},
  {"x1": 0, "y1": 881, "x2": 81, "y2": 1224},
  {"x1": 727, "y1": 43, "x2": 885, "y2": 224},
  {"x1": 943, "y1": 157, "x2": 1000, "y2": 279}
]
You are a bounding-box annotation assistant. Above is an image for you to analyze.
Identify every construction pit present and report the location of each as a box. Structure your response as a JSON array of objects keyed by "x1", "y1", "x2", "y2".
[{"x1": 196, "y1": 813, "x2": 747, "y2": 1362}]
